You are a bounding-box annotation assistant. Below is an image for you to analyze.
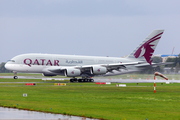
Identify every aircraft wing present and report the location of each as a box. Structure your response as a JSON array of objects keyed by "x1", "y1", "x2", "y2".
[
  {"x1": 76, "y1": 61, "x2": 144, "y2": 71},
  {"x1": 97, "y1": 62, "x2": 174, "y2": 77},
  {"x1": 47, "y1": 61, "x2": 144, "y2": 77},
  {"x1": 46, "y1": 61, "x2": 172, "y2": 77}
]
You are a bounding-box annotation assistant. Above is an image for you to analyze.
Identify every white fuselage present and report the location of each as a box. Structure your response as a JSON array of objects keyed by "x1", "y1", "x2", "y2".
[{"x1": 5, "y1": 53, "x2": 139, "y2": 74}]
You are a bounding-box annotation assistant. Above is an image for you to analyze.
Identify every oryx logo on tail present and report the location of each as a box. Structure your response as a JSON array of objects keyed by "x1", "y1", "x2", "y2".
[{"x1": 133, "y1": 31, "x2": 164, "y2": 65}]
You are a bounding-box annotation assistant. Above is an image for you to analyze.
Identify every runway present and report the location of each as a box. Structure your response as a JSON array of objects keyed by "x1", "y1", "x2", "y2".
[
  {"x1": 0, "y1": 107, "x2": 97, "y2": 120},
  {"x1": 1, "y1": 76, "x2": 180, "y2": 83}
]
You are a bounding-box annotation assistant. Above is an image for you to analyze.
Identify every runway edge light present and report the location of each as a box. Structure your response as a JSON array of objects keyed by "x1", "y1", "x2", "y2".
[{"x1": 23, "y1": 93, "x2": 27, "y2": 97}]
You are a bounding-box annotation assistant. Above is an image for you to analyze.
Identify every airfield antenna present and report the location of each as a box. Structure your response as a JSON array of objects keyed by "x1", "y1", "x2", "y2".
[{"x1": 171, "y1": 47, "x2": 175, "y2": 55}]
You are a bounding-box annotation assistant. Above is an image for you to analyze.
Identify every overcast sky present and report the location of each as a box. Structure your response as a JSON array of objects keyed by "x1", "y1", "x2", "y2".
[{"x1": 0, "y1": 0, "x2": 180, "y2": 63}]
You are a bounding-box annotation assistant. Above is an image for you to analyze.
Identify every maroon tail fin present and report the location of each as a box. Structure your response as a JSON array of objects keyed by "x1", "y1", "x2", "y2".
[{"x1": 128, "y1": 30, "x2": 164, "y2": 65}]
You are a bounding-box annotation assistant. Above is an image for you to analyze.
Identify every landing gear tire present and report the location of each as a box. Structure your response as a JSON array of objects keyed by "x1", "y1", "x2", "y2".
[
  {"x1": 89, "y1": 79, "x2": 94, "y2": 82},
  {"x1": 78, "y1": 79, "x2": 82, "y2": 82},
  {"x1": 70, "y1": 78, "x2": 78, "y2": 82},
  {"x1": 70, "y1": 79, "x2": 74, "y2": 82},
  {"x1": 80, "y1": 79, "x2": 94, "y2": 82},
  {"x1": 70, "y1": 78, "x2": 94, "y2": 82},
  {"x1": 14, "y1": 76, "x2": 18, "y2": 79},
  {"x1": 80, "y1": 79, "x2": 84, "y2": 82}
]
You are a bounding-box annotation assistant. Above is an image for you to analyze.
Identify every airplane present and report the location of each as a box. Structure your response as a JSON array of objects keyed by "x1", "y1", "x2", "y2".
[{"x1": 5, "y1": 29, "x2": 168, "y2": 82}]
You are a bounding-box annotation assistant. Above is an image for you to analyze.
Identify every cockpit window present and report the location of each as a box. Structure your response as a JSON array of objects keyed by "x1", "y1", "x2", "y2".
[{"x1": 7, "y1": 60, "x2": 15, "y2": 62}]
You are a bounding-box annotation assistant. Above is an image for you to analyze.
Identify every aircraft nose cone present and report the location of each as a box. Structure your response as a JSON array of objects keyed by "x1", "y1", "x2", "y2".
[{"x1": 4, "y1": 63, "x2": 11, "y2": 70}]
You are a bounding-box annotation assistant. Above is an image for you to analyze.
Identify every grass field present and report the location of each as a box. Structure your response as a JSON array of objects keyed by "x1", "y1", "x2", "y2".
[{"x1": 0, "y1": 78, "x2": 180, "y2": 120}]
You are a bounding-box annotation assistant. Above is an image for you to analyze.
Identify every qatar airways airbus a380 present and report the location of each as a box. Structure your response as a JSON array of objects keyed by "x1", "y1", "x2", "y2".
[{"x1": 5, "y1": 30, "x2": 167, "y2": 82}]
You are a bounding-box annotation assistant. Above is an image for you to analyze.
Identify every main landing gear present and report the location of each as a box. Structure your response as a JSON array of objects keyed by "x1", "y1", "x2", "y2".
[
  {"x1": 70, "y1": 78, "x2": 94, "y2": 82},
  {"x1": 13, "y1": 71, "x2": 18, "y2": 79}
]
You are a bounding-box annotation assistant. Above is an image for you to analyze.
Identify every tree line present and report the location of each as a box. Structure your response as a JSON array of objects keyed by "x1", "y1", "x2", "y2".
[
  {"x1": 141, "y1": 54, "x2": 180, "y2": 74},
  {"x1": 0, "y1": 62, "x2": 12, "y2": 73},
  {"x1": 165, "y1": 54, "x2": 180, "y2": 73}
]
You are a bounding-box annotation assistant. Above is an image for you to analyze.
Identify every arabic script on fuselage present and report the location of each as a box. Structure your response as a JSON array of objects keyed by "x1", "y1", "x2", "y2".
[{"x1": 66, "y1": 60, "x2": 83, "y2": 64}]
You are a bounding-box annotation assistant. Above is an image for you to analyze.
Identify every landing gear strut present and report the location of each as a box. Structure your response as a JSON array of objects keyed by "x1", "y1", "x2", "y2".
[{"x1": 13, "y1": 72, "x2": 18, "y2": 79}]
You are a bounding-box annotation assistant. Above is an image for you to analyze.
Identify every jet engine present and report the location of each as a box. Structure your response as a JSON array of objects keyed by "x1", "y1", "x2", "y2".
[
  {"x1": 64, "y1": 68, "x2": 81, "y2": 77},
  {"x1": 90, "y1": 66, "x2": 107, "y2": 75}
]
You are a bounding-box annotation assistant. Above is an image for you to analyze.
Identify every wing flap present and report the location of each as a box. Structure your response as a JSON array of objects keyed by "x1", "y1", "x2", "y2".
[
  {"x1": 74, "y1": 61, "x2": 143, "y2": 69},
  {"x1": 135, "y1": 62, "x2": 173, "y2": 67}
]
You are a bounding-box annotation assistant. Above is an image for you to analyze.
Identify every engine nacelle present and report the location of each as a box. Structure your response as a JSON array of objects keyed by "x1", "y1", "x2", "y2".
[
  {"x1": 64, "y1": 68, "x2": 81, "y2": 77},
  {"x1": 90, "y1": 66, "x2": 107, "y2": 75}
]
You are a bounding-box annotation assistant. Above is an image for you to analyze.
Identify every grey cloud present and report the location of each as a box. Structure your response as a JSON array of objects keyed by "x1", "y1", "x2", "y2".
[{"x1": 1, "y1": 0, "x2": 180, "y2": 17}]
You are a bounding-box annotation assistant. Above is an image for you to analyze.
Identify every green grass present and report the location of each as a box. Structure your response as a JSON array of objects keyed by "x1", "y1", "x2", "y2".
[
  {"x1": 1, "y1": 73, "x2": 180, "y2": 80},
  {"x1": 0, "y1": 79, "x2": 180, "y2": 120}
]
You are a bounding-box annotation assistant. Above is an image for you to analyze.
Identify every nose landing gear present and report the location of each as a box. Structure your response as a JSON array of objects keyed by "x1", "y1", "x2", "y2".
[{"x1": 13, "y1": 72, "x2": 18, "y2": 79}]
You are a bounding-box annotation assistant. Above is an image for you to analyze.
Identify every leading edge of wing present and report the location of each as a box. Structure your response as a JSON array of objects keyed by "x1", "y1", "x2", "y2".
[{"x1": 75, "y1": 61, "x2": 145, "y2": 69}]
